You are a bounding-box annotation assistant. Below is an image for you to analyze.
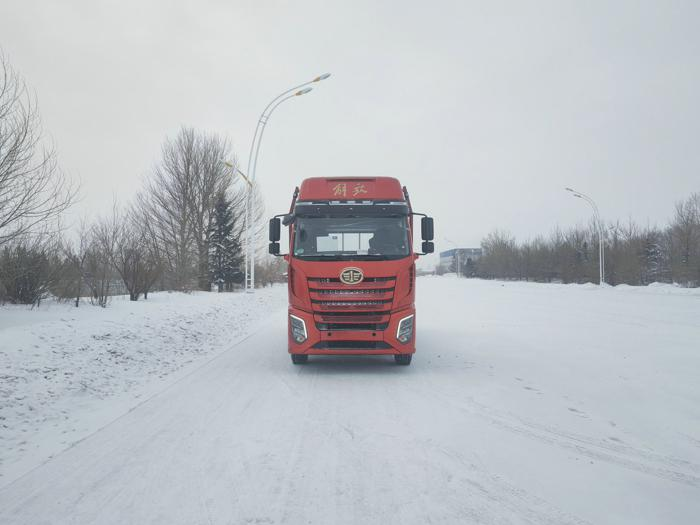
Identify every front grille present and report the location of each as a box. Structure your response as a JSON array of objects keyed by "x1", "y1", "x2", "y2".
[
  {"x1": 316, "y1": 311, "x2": 389, "y2": 318},
  {"x1": 309, "y1": 275, "x2": 396, "y2": 328},
  {"x1": 315, "y1": 322, "x2": 389, "y2": 331},
  {"x1": 312, "y1": 341, "x2": 392, "y2": 350},
  {"x1": 311, "y1": 287, "x2": 394, "y2": 295},
  {"x1": 311, "y1": 299, "x2": 392, "y2": 308}
]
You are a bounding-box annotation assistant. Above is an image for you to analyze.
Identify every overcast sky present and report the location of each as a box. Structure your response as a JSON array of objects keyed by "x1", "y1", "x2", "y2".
[{"x1": 1, "y1": 1, "x2": 698, "y2": 261}]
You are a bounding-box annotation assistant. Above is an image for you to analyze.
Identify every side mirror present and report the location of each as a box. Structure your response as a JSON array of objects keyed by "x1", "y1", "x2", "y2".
[
  {"x1": 269, "y1": 217, "x2": 281, "y2": 242},
  {"x1": 268, "y1": 217, "x2": 282, "y2": 256},
  {"x1": 422, "y1": 241, "x2": 434, "y2": 254},
  {"x1": 421, "y1": 217, "x2": 434, "y2": 241}
]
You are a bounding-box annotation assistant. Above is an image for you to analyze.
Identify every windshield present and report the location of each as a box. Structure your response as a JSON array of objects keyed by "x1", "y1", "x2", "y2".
[{"x1": 293, "y1": 217, "x2": 410, "y2": 260}]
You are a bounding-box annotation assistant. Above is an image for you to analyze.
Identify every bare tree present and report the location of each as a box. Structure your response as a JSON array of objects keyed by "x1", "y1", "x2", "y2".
[
  {"x1": 255, "y1": 256, "x2": 287, "y2": 287},
  {"x1": 0, "y1": 53, "x2": 76, "y2": 246},
  {"x1": 131, "y1": 202, "x2": 165, "y2": 299},
  {"x1": 95, "y1": 203, "x2": 164, "y2": 302},
  {"x1": 473, "y1": 193, "x2": 699, "y2": 287},
  {"x1": 61, "y1": 219, "x2": 91, "y2": 306},
  {"x1": 668, "y1": 193, "x2": 700, "y2": 286},
  {"x1": 83, "y1": 242, "x2": 112, "y2": 307},
  {"x1": 139, "y1": 127, "x2": 232, "y2": 291},
  {"x1": 138, "y1": 136, "x2": 195, "y2": 290},
  {"x1": 0, "y1": 232, "x2": 62, "y2": 306},
  {"x1": 185, "y1": 130, "x2": 230, "y2": 291},
  {"x1": 112, "y1": 220, "x2": 147, "y2": 301},
  {"x1": 478, "y1": 230, "x2": 518, "y2": 280}
]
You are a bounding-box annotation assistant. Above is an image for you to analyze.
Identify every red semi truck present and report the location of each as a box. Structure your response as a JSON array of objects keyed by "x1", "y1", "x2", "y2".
[{"x1": 268, "y1": 177, "x2": 434, "y2": 365}]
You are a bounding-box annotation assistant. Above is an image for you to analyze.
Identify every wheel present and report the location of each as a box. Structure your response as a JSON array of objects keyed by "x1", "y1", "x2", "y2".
[
  {"x1": 394, "y1": 354, "x2": 412, "y2": 365},
  {"x1": 291, "y1": 354, "x2": 308, "y2": 364}
]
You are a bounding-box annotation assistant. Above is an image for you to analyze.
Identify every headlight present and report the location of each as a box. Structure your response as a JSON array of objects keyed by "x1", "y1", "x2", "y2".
[
  {"x1": 396, "y1": 314, "x2": 414, "y2": 344},
  {"x1": 290, "y1": 314, "x2": 307, "y2": 343}
]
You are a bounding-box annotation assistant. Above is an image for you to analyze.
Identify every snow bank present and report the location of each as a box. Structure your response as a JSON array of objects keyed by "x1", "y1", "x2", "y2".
[
  {"x1": 0, "y1": 288, "x2": 286, "y2": 483},
  {"x1": 431, "y1": 274, "x2": 700, "y2": 295}
]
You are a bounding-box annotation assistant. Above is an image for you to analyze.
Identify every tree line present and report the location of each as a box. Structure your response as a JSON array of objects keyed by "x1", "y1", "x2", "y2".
[
  {"x1": 470, "y1": 193, "x2": 700, "y2": 287},
  {"x1": 0, "y1": 53, "x2": 282, "y2": 307}
]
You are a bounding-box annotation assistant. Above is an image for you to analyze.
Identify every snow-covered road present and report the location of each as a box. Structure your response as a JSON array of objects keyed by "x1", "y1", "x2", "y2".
[{"x1": 1, "y1": 277, "x2": 699, "y2": 524}]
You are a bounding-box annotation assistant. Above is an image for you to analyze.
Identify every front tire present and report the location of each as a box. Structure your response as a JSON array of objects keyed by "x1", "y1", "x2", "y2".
[
  {"x1": 394, "y1": 354, "x2": 412, "y2": 366},
  {"x1": 291, "y1": 354, "x2": 308, "y2": 365}
]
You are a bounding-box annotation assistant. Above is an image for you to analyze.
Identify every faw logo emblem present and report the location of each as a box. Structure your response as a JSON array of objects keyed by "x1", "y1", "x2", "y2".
[{"x1": 339, "y1": 267, "x2": 364, "y2": 285}]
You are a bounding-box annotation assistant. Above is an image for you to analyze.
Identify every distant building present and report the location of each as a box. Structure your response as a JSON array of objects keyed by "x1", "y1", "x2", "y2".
[{"x1": 438, "y1": 248, "x2": 482, "y2": 274}]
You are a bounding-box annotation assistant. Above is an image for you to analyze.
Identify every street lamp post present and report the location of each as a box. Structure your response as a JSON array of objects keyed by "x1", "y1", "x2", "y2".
[
  {"x1": 243, "y1": 73, "x2": 331, "y2": 293},
  {"x1": 565, "y1": 187, "x2": 605, "y2": 285}
]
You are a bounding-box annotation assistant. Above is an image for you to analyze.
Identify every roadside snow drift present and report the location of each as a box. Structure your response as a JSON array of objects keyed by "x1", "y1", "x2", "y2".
[
  {"x1": 0, "y1": 288, "x2": 286, "y2": 483},
  {"x1": 1, "y1": 277, "x2": 699, "y2": 524}
]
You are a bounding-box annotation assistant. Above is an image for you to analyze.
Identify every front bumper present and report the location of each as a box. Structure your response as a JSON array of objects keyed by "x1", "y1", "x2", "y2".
[{"x1": 287, "y1": 306, "x2": 416, "y2": 355}]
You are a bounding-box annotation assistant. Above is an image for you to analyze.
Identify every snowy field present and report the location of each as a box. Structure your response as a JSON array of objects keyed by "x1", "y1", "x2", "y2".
[
  {"x1": 1, "y1": 277, "x2": 699, "y2": 524},
  {"x1": 0, "y1": 287, "x2": 286, "y2": 483}
]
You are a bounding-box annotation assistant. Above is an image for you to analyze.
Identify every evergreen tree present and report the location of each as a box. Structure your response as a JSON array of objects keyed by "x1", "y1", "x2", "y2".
[
  {"x1": 209, "y1": 192, "x2": 243, "y2": 292},
  {"x1": 642, "y1": 230, "x2": 663, "y2": 284}
]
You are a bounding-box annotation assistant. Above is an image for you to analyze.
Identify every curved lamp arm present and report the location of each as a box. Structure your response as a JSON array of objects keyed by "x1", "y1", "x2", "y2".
[
  {"x1": 246, "y1": 74, "x2": 331, "y2": 182},
  {"x1": 250, "y1": 88, "x2": 312, "y2": 184},
  {"x1": 566, "y1": 187, "x2": 600, "y2": 222}
]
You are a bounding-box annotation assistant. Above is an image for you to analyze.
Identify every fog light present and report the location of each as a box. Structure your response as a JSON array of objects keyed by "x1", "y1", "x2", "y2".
[
  {"x1": 396, "y1": 315, "x2": 414, "y2": 344},
  {"x1": 290, "y1": 314, "x2": 307, "y2": 343}
]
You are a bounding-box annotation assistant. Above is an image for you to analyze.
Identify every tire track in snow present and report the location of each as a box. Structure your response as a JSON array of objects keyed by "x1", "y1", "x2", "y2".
[
  {"x1": 428, "y1": 389, "x2": 700, "y2": 488},
  {"x1": 271, "y1": 365, "x2": 323, "y2": 524},
  {"x1": 427, "y1": 442, "x2": 592, "y2": 525}
]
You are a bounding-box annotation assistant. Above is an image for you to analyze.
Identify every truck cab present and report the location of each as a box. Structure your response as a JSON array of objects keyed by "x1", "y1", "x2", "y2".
[{"x1": 268, "y1": 177, "x2": 434, "y2": 365}]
